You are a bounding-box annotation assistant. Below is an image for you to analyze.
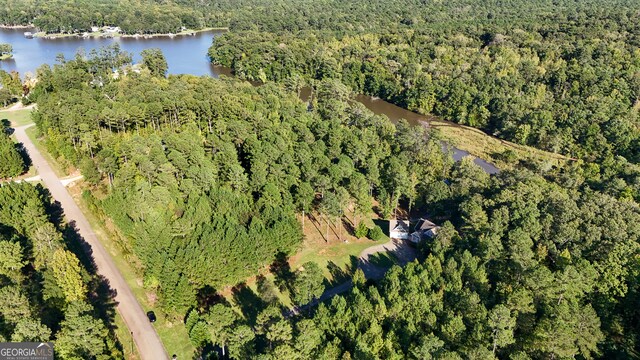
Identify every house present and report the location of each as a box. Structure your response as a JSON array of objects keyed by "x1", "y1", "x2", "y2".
[
  {"x1": 389, "y1": 220, "x2": 410, "y2": 240},
  {"x1": 409, "y1": 218, "x2": 440, "y2": 244},
  {"x1": 104, "y1": 26, "x2": 121, "y2": 34}
]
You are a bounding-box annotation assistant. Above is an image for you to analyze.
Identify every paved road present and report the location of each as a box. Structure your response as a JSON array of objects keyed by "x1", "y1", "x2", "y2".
[{"x1": 12, "y1": 124, "x2": 168, "y2": 360}]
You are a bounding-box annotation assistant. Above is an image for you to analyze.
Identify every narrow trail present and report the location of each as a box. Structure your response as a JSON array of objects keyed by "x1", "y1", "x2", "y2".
[
  {"x1": 3, "y1": 102, "x2": 36, "y2": 111},
  {"x1": 11, "y1": 122, "x2": 168, "y2": 360}
]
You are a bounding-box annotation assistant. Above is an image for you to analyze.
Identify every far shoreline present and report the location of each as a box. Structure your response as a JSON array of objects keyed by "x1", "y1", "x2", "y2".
[
  {"x1": 0, "y1": 24, "x2": 34, "y2": 29},
  {"x1": 17, "y1": 27, "x2": 229, "y2": 40}
]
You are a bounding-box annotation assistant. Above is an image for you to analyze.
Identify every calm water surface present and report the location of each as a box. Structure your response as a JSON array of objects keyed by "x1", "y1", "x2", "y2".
[
  {"x1": 0, "y1": 27, "x2": 229, "y2": 76},
  {"x1": 0, "y1": 27, "x2": 499, "y2": 173}
]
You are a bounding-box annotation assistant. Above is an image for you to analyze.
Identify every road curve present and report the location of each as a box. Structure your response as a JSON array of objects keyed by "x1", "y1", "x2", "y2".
[{"x1": 12, "y1": 124, "x2": 168, "y2": 360}]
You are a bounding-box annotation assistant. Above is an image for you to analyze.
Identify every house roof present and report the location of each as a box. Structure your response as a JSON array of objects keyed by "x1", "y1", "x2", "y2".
[
  {"x1": 390, "y1": 220, "x2": 410, "y2": 233},
  {"x1": 415, "y1": 219, "x2": 437, "y2": 231}
]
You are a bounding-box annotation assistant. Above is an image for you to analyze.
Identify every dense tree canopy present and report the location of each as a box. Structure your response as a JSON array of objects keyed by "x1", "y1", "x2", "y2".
[
  {"x1": 0, "y1": 182, "x2": 120, "y2": 358},
  {"x1": 31, "y1": 47, "x2": 449, "y2": 312},
  {"x1": 206, "y1": 0, "x2": 640, "y2": 170},
  {"x1": 0, "y1": 130, "x2": 25, "y2": 178},
  {"x1": 27, "y1": 45, "x2": 640, "y2": 359},
  {"x1": 182, "y1": 170, "x2": 640, "y2": 359}
]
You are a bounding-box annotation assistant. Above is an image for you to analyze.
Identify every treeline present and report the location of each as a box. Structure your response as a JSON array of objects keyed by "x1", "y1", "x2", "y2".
[
  {"x1": 0, "y1": 0, "x2": 223, "y2": 34},
  {"x1": 0, "y1": 69, "x2": 22, "y2": 106},
  {"x1": 185, "y1": 169, "x2": 640, "y2": 359},
  {"x1": 30, "y1": 47, "x2": 450, "y2": 313},
  {"x1": 207, "y1": 0, "x2": 640, "y2": 167},
  {"x1": 0, "y1": 182, "x2": 121, "y2": 358}
]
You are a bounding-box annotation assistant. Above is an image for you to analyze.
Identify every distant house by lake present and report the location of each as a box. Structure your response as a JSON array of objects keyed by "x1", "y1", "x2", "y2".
[
  {"x1": 389, "y1": 220, "x2": 410, "y2": 240},
  {"x1": 103, "y1": 26, "x2": 121, "y2": 34}
]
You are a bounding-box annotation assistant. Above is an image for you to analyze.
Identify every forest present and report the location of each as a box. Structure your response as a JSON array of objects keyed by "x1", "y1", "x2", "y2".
[
  {"x1": 23, "y1": 44, "x2": 640, "y2": 359},
  {"x1": 30, "y1": 45, "x2": 450, "y2": 314},
  {"x1": 0, "y1": 182, "x2": 122, "y2": 358},
  {"x1": 3, "y1": 0, "x2": 640, "y2": 357},
  {"x1": 207, "y1": 0, "x2": 640, "y2": 170},
  {"x1": 0, "y1": 0, "x2": 223, "y2": 34}
]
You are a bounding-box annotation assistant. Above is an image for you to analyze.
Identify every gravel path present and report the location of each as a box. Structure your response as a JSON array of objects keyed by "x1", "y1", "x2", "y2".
[
  {"x1": 289, "y1": 237, "x2": 418, "y2": 316},
  {"x1": 12, "y1": 123, "x2": 168, "y2": 360}
]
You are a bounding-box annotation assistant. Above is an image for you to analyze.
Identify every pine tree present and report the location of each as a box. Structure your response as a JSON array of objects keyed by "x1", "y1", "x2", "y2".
[{"x1": 0, "y1": 133, "x2": 25, "y2": 178}]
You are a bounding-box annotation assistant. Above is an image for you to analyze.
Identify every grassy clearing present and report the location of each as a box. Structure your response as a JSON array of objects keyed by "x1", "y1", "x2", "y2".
[
  {"x1": 217, "y1": 213, "x2": 389, "y2": 313},
  {"x1": 0, "y1": 108, "x2": 33, "y2": 127},
  {"x1": 430, "y1": 117, "x2": 574, "y2": 169}
]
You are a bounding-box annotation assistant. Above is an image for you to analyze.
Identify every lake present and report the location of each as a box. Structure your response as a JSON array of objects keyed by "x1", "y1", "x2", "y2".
[
  {"x1": 0, "y1": 27, "x2": 229, "y2": 76},
  {"x1": 0, "y1": 27, "x2": 499, "y2": 173}
]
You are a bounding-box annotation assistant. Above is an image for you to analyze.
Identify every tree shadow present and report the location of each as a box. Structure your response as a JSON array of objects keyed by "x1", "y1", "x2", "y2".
[
  {"x1": 196, "y1": 285, "x2": 227, "y2": 312},
  {"x1": 15, "y1": 142, "x2": 32, "y2": 173},
  {"x1": 62, "y1": 221, "x2": 122, "y2": 353},
  {"x1": 367, "y1": 252, "x2": 397, "y2": 268},
  {"x1": 341, "y1": 217, "x2": 355, "y2": 237},
  {"x1": 36, "y1": 186, "x2": 65, "y2": 231},
  {"x1": 373, "y1": 219, "x2": 390, "y2": 237},
  {"x1": 349, "y1": 255, "x2": 359, "y2": 272},
  {"x1": 255, "y1": 275, "x2": 281, "y2": 306},
  {"x1": 270, "y1": 251, "x2": 294, "y2": 292},
  {"x1": 231, "y1": 282, "x2": 266, "y2": 326},
  {"x1": 372, "y1": 205, "x2": 385, "y2": 219},
  {"x1": 306, "y1": 212, "x2": 329, "y2": 242},
  {"x1": 326, "y1": 261, "x2": 351, "y2": 287},
  {"x1": 1, "y1": 119, "x2": 14, "y2": 135}
]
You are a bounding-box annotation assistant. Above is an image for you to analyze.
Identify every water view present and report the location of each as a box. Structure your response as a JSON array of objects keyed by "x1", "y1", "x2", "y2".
[{"x1": 0, "y1": 27, "x2": 228, "y2": 76}]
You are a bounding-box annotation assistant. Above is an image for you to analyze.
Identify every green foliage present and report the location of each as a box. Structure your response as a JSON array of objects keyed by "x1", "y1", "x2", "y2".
[
  {"x1": 0, "y1": 70, "x2": 22, "y2": 100},
  {"x1": 354, "y1": 222, "x2": 368, "y2": 238},
  {"x1": 79, "y1": 157, "x2": 100, "y2": 185},
  {"x1": 206, "y1": 0, "x2": 640, "y2": 175},
  {"x1": 11, "y1": 318, "x2": 51, "y2": 342},
  {"x1": 50, "y1": 249, "x2": 87, "y2": 302},
  {"x1": 140, "y1": 48, "x2": 168, "y2": 77},
  {"x1": 0, "y1": 0, "x2": 217, "y2": 34},
  {"x1": 0, "y1": 131, "x2": 25, "y2": 178},
  {"x1": 368, "y1": 225, "x2": 384, "y2": 241},
  {"x1": 292, "y1": 262, "x2": 325, "y2": 305},
  {"x1": 32, "y1": 47, "x2": 449, "y2": 312},
  {"x1": 55, "y1": 302, "x2": 109, "y2": 359},
  {"x1": 0, "y1": 182, "x2": 121, "y2": 357},
  {"x1": 0, "y1": 240, "x2": 24, "y2": 280},
  {"x1": 0, "y1": 43, "x2": 12, "y2": 55}
]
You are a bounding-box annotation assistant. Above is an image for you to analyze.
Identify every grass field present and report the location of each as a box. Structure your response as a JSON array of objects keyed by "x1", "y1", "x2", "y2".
[
  {"x1": 0, "y1": 108, "x2": 34, "y2": 127},
  {"x1": 430, "y1": 117, "x2": 574, "y2": 169}
]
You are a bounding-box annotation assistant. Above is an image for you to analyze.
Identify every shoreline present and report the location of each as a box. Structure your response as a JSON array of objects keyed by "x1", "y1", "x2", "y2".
[
  {"x1": 0, "y1": 24, "x2": 34, "y2": 29},
  {"x1": 30, "y1": 27, "x2": 228, "y2": 40}
]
